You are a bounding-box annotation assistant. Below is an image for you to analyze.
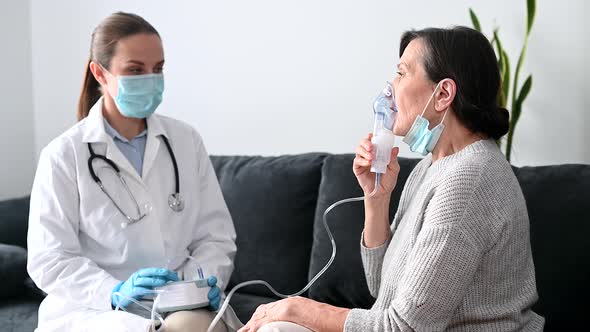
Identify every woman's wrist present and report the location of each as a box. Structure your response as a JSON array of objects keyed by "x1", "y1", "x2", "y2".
[
  {"x1": 363, "y1": 196, "x2": 391, "y2": 247},
  {"x1": 364, "y1": 195, "x2": 390, "y2": 219},
  {"x1": 365, "y1": 196, "x2": 390, "y2": 228},
  {"x1": 292, "y1": 298, "x2": 350, "y2": 332}
]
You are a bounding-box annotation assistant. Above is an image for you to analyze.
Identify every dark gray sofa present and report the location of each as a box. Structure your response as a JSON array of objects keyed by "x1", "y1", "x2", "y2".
[{"x1": 1, "y1": 153, "x2": 588, "y2": 331}]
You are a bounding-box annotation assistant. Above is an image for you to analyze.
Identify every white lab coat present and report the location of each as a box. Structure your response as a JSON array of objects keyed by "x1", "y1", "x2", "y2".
[{"x1": 27, "y1": 98, "x2": 239, "y2": 331}]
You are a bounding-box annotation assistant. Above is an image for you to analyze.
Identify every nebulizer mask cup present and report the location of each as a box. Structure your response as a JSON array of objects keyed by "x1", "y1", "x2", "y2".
[
  {"x1": 207, "y1": 84, "x2": 398, "y2": 332},
  {"x1": 368, "y1": 83, "x2": 398, "y2": 196}
]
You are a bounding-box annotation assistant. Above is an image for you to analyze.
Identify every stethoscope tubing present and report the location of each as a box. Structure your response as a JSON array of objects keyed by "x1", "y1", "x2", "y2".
[{"x1": 87, "y1": 135, "x2": 182, "y2": 223}]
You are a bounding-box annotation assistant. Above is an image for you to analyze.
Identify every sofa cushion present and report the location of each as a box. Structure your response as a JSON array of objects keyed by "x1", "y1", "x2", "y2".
[
  {"x1": 308, "y1": 154, "x2": 420, "y2": 309},
  {"x1": 0, "y1": 297, "x2": 39, "y2": 332},
  {"x1": 0, "y1": 196, "x2": 30, "y2": 248},
  {"x1": 0, "y1": 244, "x2": 28, "y2": 299},
  {"x1": 210, "y1": 153, "x2": 326, "y2": 298},
  {"x1": 514, "y1": 164, "x2": 590, "y2": 330}
]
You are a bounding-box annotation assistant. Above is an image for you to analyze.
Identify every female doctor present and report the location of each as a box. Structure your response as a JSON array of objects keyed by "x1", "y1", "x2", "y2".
[{"x1": 27, "y1": 12, "x2": 238, "y2": 332}]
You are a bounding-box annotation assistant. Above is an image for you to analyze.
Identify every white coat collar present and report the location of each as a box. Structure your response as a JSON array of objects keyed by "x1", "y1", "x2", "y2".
[
  {"x1": 81, "y1": 97, "x2": 168, "y2": 143},
  {"x1": 81, "y1": 97, "x2": 170, "y2": 180}
]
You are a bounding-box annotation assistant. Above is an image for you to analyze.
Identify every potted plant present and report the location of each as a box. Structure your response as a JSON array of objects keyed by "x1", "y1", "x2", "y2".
[{"x1": 469, "y1": 0, "x2": 536, "y2": 161}]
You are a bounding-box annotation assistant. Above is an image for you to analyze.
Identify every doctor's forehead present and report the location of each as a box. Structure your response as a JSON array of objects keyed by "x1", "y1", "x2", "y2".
[{"x1": 111, "y1": 33, "x2": 164, "y2": 65}]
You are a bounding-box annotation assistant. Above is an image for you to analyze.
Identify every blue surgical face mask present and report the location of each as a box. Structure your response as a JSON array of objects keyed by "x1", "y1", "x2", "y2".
[
  {"x1": 402, "y1": 82, "x2": 448, "y2": 156},
  {"x1": 102, "y1": 65, "x2": 164, "y2": 119}
]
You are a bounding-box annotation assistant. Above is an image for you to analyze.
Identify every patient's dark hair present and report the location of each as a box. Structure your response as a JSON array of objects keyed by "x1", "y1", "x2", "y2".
[
  {"x1": 400, "y1": 26, "x2": 509, "y2": 140},
  {"x1": 77, "y1": 12, "x2": 160, "y2": 121}
]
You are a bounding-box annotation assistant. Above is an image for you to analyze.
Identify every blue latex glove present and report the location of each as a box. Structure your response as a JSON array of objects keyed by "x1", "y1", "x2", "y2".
[
  {"x1": 207, "y1": 276, "x2": 222, "y2": 311},
  {"x1": 111, "y1": 267, "x2": 179, "y2": 308}
]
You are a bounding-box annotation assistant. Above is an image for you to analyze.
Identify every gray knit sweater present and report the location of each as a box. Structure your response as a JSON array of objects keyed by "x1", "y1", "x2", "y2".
[{"x1": 344, "y1": 139, "x2": 544, "y2": 332}]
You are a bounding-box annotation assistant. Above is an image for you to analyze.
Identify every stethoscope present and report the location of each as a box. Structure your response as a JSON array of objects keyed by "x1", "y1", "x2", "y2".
[{"x1": 87, "y1": 135, "x2": 184, "y2": 228}]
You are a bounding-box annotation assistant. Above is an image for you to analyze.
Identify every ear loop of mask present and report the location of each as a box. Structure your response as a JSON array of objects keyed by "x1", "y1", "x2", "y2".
[
  {"x1": 419, "y1": 81, "x2": 448, "y2": 126},
  {"x1": 96, "y1": 63, "x2": 119, "y2": 103},
  {"x1": 97, "y1": 63, "x2": 112, "y2": 77}
]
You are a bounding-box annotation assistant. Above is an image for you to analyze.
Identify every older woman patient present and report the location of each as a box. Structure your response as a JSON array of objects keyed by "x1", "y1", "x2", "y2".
[{"x1": 239, "y1": 26, "x2": 544, "y2": 332}]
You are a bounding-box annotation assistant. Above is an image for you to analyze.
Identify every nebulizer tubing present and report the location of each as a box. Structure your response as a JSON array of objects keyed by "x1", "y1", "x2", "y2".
[
  {"x1": 206, "y1": 190, "x2": 377, "y2": 332},
  {"x1": 113, "y1": 289, "x2": 166, "y2": 331},
  {"x1": 207, "y1": 83, "x2": 396, "y2": 332}
]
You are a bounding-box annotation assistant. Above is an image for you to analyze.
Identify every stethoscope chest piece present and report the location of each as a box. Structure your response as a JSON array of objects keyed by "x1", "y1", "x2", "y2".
[{"x1": 168, "y1": 193, "x2": 185, "y2": 212}]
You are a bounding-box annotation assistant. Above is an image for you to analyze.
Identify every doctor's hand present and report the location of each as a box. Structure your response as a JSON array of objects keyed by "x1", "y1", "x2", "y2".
[
  {"x1": 111, "y1": 267, "x2": 179, "y2": 309},
  {"x1": 353, "y1": 133, "x2": 400, "y2": 199},
  {"x1": 207, "y1": 276, "x2": 222, "y2": 311}
]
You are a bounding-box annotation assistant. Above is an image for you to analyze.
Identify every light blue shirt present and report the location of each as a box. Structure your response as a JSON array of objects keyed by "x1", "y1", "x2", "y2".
[{"x1": 103, "y1": 119, "x2": 147, "y2": 176}]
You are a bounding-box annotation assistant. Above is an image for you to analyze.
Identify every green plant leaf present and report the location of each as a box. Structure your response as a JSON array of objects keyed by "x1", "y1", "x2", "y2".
[
  {"x1": 505, "y1": 128, "x2": 514, "y2": 162},
  {"x1": 493, "y1": 29, "x2": 502, "y2": 71},
  {"x1": 527, "y1": 0, "x2": 536, "y2": 35},
  {"x1": 511, "y1": 102, "x2": 521, "y2": 132},
  {"x1": 497, "y1": 51, "x2": 504, "y2": 78},
  {"x1": 511, "y1": 0, "x2": 535, "y2": 113},
  {"x1": 506, "y1": 75, "x2": 532, "y2": 161},
  {"x1": 511, "y1": 43, "x2": 528, "y2": 112},
  {"x1": 502, "y1": 49, "x2": 511, "y2": 107},
  {"x1": 517, "y1": 75, "x2": 533, "y2": 107},
  {"x1": 492, "y1": 30, "x2": 509, "y2": 107},
  {"x1": 492, "y1": 31, "x2": 503, "y2": 68},
  {"x1": 512, "y1": 75, "x2": 532, "y2": 126},
  {"x1": 469, "y1": 8, "x2": 482, "y2": 32}
]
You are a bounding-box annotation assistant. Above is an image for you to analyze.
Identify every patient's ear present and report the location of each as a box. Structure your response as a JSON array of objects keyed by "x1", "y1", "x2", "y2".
[{"x1": 435, "y1": 78, "x2": 456, "y2": 112}]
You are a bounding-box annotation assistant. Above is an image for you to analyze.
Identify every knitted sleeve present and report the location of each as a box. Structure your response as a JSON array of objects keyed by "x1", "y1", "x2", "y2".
[{"x1": 346, "y1": 164, "x2": 492, "y2": 332}]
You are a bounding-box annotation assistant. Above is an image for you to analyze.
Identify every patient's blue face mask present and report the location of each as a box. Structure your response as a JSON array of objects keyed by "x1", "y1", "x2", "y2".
[
  {"x1": 101, "y1": 65, "x2": 164, "y2": 119},
  {"x1": 402, "y1": 82, "x2": 448, "y2": 156}
]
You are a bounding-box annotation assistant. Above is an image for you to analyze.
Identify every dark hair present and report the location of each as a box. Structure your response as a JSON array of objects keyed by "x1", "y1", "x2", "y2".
[
  {"x1": 77, "y1": 12, "x2": 160, "y2": 121},
  {"x1": 400, "y1": 26, "x2": 509, "y2": 140}
]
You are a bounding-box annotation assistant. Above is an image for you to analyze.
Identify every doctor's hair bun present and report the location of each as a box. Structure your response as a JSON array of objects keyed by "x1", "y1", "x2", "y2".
[{"x1": 400, "y1": 26, "x2": 510, "y2": 140}]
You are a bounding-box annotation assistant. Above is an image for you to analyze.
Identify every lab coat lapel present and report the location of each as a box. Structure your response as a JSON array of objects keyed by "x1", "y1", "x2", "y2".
[
  {"x1": 142, "y1": 114, "x2": 168, "y2": 179},
  {"x1": 81, "y1": 98, "x2": 143, "y2": 184},
  {"x1": 104, "y1": 140, "x2": 143, "y2": 184}
]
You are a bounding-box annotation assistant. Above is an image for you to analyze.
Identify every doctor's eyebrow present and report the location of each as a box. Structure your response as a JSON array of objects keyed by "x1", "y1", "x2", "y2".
[{"x1": 125, "y1": 60, "x2": 165, "y2": 66}]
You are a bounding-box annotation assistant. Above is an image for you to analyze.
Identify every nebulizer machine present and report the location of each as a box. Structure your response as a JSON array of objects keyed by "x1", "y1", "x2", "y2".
[
  {"x1": 206, "y1": 83, "x2": 398, "y2": 332},
  {"x1": 111, "y1": 256, "x2": 214, "y2": 332}
]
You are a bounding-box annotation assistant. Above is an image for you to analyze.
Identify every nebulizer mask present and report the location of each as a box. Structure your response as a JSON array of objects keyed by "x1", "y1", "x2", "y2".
[
  {"x1": 206, "y1": 84, "x2": 398, "y2": 332},
  {"x1": 369, "y1": 82, "x2": 398, "y2": 191},
  {"x1": 113, "y1": 256, "x2": 211, "y2": 332}
]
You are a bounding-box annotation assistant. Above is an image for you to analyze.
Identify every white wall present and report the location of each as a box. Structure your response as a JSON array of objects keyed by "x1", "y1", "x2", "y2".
[
  {"x1": 0, "y1": 0, "x2": 35, "y2": 200},
  {"x1": 20, "y1": 0, "x2": 590, "y2": 197}
]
